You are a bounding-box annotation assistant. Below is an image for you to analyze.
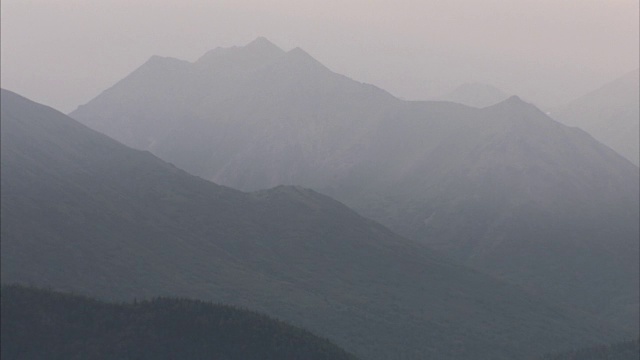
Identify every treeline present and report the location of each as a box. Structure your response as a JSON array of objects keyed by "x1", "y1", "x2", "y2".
[
  {"x1": 542, "y1": 338, "x2": 639, "y2": 360},
  {"x1": 0, "y1": 285, "x2": 358, "y2": 360}
]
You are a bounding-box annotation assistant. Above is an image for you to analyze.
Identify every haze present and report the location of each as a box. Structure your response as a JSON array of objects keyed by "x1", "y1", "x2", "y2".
[
  {"x1": 2, "y1": 1, "x2": 640, "y2": 358},
  {"x1": 1, "y1": 0, "x2": 638, "y2": 112}
]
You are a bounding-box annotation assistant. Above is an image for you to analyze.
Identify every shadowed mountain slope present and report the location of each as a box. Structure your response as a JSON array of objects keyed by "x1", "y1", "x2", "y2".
[
  {"x1": 1, "y1": 285, "x2": 359, "y2": 360},
  {"x1": 70, "y1": 39, "x2": 640, "y2": 331},
  {"x1": 2, "y1": 88, "x2": 630, "y2": 359}
]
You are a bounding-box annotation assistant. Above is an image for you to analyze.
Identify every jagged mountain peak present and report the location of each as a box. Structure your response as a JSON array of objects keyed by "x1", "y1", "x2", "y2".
[
  {"x1": 479, "y1": 95, "x2": 560, "y2": 131},
  {"x1": 499, "y1": 95, "x2": 526, "y2": 105},
  {"x1": 196, "y1": 36, "x2": 284, "y2": 68},
  {"x1": 142, "y1": 55, "x2": 190, "y2": 68},
  {"x1": 288, "y1": 46, "x2": 310, "y2": 56},
  {"x1": 486, "y1": 95, "x2": 543, "y2": 114},
  {"x1": 280, "y1": 46, "x2": 328, "y2": 70},
  {"x1": 245, "y1": 36, "x2": 283, "y2": 52}
]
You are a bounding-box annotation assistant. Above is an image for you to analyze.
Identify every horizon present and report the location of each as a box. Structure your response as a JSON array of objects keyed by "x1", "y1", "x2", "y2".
[{"x1": 1, "y1": 0, "x2": 638, "y2": 113}]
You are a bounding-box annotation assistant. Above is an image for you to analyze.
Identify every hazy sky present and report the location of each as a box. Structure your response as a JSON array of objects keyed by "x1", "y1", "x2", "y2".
[{"x1": 1, "y1": 0, "x2": 638, "y2": 112}]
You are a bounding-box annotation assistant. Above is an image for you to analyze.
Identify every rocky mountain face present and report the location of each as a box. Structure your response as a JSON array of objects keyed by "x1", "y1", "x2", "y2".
[
  {"x1": 552, "y1": 69, "x2": 639, "y2": 166},
  {"x1": 70, "y1": 38, "x2": 639, "y2": 331}
]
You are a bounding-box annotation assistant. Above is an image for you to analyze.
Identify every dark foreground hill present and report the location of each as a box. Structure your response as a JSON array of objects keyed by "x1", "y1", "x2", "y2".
[
  {"x1": 70, "y1": 38, "x2": 640, "y2": 330},
  {"x1": 542, "y1": 338, "x2": 639, "y2": 360},
  {"x1": 1, "y1": 285, "x2": 358, "y2": 360},
  {"x1": 0, "y1": 89, "x2": 626, "y2": 359}
]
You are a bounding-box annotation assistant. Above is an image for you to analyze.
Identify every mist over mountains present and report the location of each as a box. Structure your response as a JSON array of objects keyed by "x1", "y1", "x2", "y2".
[
  {"x1": 552, "y1": 68, "x2": 640, "y2": 166},
  {"x1": 4, "y1": 88, "x2": 629, "y2": 359},
  {"x1": 71, "y1": 37, "x2": 640, "y2": 331}
]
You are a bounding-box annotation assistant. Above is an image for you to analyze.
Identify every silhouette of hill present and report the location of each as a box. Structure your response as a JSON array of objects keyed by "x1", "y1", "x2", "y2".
[{"x1": 1, "y1": 285, "x2": 359, "y2": 360}]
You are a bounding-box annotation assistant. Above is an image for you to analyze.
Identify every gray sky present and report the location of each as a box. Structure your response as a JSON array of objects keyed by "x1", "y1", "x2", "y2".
[{"x1": 1, "y1": 0, "x2": 638, "y2": 112}]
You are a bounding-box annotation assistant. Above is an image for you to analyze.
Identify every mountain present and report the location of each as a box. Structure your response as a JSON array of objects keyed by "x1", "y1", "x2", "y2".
[
  {"x1": 551, "y1": 69, "x2": 640, "y2": 166},
  {"x1": 437, "y1": 82, "x2": 510, "y2": 107},
  {"x1": 1, "y1": 285, "x2": 359, "y2": 360},
  {"x1": 69, "y1": 38, "x2": 640, "y2": 331},
  {"x1": 1, "y1": 88, "x2": 627, "y2": 359},
  {"x1": 72, "y1": 38, "x2": 398, "y2": 182},
  {"x1": 541, "y1": 338, "x2": 639, "y2": 360}
]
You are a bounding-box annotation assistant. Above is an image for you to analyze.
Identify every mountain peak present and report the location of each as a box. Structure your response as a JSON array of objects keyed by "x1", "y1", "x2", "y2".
[
  {"x1": 244, "y1": 36, "x2": 282, "y2": 52},
  {"x1": 503, "y1": 95, "x2": 525, "y2": 103},
  {"x1": 491, "y1": 95, "x2": 535, "y2": 110},
  {"x1": 143, "y1": 55, "x2": 188, "y2": 68},
  {"x1": 281, "y1": 47, "x2": 327, "y2": 70},
  {"x1": 195, "y1": 37, "x2": 284, "y2": 69},
  {"x1": 483, "y1": 95, "x2": 547, "y2": 118},
  {"x1": 286, "y1": 47, "x2": 314, "y2": 61}
]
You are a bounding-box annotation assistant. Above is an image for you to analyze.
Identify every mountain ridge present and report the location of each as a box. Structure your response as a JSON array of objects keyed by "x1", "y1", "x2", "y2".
[
  {"x1": 437, "y1": 82, "x2": 510, "y2": 108},
  {"x1": 2, "y1": 284, "x2": 360, "y2": 360},
  {"x1": 69, "y1": 39, "x2": 639, "y2": 331},
  {"x1": 552, "y1": 68, "x2": 640, "y2": 165},
  {"x1": 3, "y1": 88, "x2": 629, "y2": 360}
]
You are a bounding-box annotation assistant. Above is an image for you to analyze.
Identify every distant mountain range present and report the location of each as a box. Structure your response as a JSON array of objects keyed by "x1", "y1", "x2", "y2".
[
  {"x1": 70, "y1": 38, "x2": 640, "y2": 331},
  {"x1": 436, "y1": 82, "x2": 510, "y2": 107},
  {"x1": 1, "y1": 88, "x2": 625, "y2": 359},
  {"x1": 2, "y1": 285, "x2": 358, "y2": 360},
  {"x1": 551, "y1": 68, "x2": 639, "y2": 166}
]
